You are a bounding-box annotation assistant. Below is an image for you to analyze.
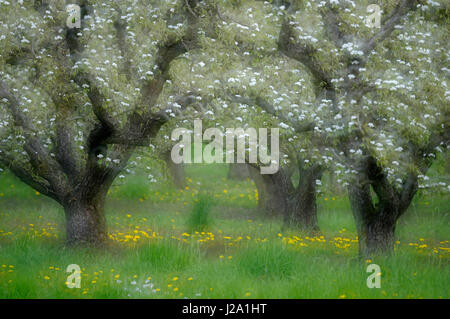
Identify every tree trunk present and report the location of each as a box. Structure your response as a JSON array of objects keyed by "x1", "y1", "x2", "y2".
[
  {"x1": 286, "y1": 165, "x2": 322, "y2": 232},
  {"x1": 364, "y1": 217, "x2": 396, "y2": 254},
  {"x1": 248, "y1": 164, "x2": 321, "y2": 232},
  {"x1": 348, "y1": 179, "x2": 398, "y2": 256},
  {"x1": 63, "y1": 194, "x2": 107, "y2": 245},
  {"x1": 247, "y1": 164, "x2": 285, "y2": 217},
  {"x1": 228, "y1": 163, "x2": 250, "y2": 180},
  {"x1": 350, "y1": 200, "x2": 397, "y2": 255},
  {"x1": 265, "y1": 169, "x2": 292, "y2": 220},
  {"x1": 163, "y1": 150, "x2": 186, "y2": 189},
  {"x1": 289, "y1": 190, "x2": 319, "y2": 232}
]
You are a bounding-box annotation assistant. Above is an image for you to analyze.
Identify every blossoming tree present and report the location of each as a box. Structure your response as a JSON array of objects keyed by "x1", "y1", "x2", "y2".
[
  {"x1": 260, "y1": 0, "x2": 449, "y2": 253},
  {"x1": 0, "y1": 0, "x2": 216, "y2": 244},
  {"x1": 194, "y1": 0, "x2": 448, "y2": 251}
]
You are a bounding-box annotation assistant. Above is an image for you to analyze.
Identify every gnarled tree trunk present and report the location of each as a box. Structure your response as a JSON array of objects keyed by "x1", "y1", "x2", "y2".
[
  {"x1": 348, "y1": 155, "x2": 423, "y2": 255},
  {"x1": 348, "y1": 181, "x2": 397, "y2": 255},
  {"x1": 248, "y1": 164, "x2": 321, "y2": 232},
  {"x1": 61, "y1": 154, "x2": 126, "y2": 245}
]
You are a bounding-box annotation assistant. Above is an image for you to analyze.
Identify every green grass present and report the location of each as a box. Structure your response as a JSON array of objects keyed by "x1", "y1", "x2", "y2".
[
  {"x1": 186, "y1": 193, "x2": 215, "y2": 233},
  {"x1": 0, "y1": 164, "x2": 448, "y2": 299}
]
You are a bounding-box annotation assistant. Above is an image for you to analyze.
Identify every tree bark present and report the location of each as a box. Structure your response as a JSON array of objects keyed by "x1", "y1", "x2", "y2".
[
  {"x1": 348, "y1": 156, "x2": 403, "y2": 255},
  {"x1": 63, "y1": 195, "x2": 107, "y2": 245},
  {"x1": 287, "y1": 164, "x2": 322, "y2": 232},
  {"x1": 364, "y1": 217, "x2": 396, "y2": 254},
  {"x1": 248, "y1": 164, "x2": 321, "y2": 232},
  {"x1": 62, "y1": 144, "x2": 133, "y2": 246},
  {"x1": 64, "y1": 203, "x2": 107, "y2": 245},
  {"x1": 247, "y1": 164, "x2": 285, "y2": 217},
  {"x1": 163, "y1": 150, "x2": 186, "y2": 189},
  {"x1": 348, "y1": 182, "x2": 398, "y2": 255}
]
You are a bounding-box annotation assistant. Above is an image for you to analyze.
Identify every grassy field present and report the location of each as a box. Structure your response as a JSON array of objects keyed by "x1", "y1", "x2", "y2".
[{"x1": 0, "y1": 163, "x2": 448, "y2": 299}]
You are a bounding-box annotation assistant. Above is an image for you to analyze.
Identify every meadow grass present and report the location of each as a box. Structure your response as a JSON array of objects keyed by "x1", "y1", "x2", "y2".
[
  {"x1": 186, "y1": 193, "x2": 215, "y2": 233},
  {"x1": 0, "y1": 164, "x2": 448, "y2": 299}
]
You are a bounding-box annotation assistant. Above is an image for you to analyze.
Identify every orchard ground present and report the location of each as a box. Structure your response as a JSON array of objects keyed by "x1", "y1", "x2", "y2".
[{"x1": 0, "y1": 163, "x2": 448, "y2": 299}]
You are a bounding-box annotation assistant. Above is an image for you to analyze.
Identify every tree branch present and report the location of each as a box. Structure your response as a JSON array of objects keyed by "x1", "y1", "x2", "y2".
[
  {"x1": 228, "y1": 92, "x2": 315, "y2": 134},
  {"x1": 362, "y1": 0, "x2": 419, "y2": 56},
  {"x1": 0, "y1": 152, "x2": 60, "y2": 202},
  {"x1": 0, "y1": 81, "x2": 68, "y2": 198},
  {"x1": 278, "y1": 19, "x2": 337, "y2": 106},
  {"x1": 319, "y1": 6, "x2": 347, "y2": 48}
]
